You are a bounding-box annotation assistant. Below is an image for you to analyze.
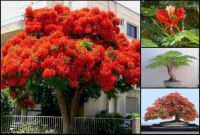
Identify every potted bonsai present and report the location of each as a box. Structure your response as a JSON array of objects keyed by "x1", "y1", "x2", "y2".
[
  {"x1": 144, "y1": 92, "x2": 199, "y2": 127},
  {"x1": 146, "y1": 51, "x2": 196, "y2": 87}
]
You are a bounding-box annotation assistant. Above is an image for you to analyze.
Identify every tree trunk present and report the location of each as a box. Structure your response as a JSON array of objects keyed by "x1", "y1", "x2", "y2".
[
  {"x1": 21, "y1": 108, "x2": 28, "y2": 123},
  {"x1": 167, "y1": 66, "x2": 176, "y2": 81},
  {"x1": 55, "y1": 89, "x2": 70, "y2": 134},
  {"x1": 55, "y1": 88, "x2": 83, "y2": 134},
  {"x1": 21, "y1": 108, "x2": 28, "y2": 116},
  {"x1": 69, "y1": 87, "x2": 84, "y2": 133},
  {"x1": 175, "y1": 115, "x2": 181, "y2": 122}
]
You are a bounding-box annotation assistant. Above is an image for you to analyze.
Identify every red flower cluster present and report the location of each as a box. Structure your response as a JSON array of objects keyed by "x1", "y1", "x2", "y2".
[
  {"x1": 1, "y1": 5, "x2": 140, "y2": 108},
  {"x1": 62, "y1": 7, "x2": 120, "y2": 43},
  {"x1": 144, "y1": 92, "x2": 198, "y2": 121},
  {"x1": 25, "y1": 5, "x2": 70, "y2": 35},
  {"x1": 156, "y1": 5, "x2": 185, "y2": 36},
  {"x1": 25, "y1": 5, "x2": 120, "y2": 46}
]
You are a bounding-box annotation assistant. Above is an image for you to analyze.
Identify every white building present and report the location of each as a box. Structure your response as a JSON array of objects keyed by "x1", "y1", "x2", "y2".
[{"x1": 1, "y1": 1, "x2": 140, "y2": 117}]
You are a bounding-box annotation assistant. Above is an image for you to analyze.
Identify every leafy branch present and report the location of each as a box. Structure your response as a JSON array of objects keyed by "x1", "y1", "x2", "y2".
[{"x1": 162, "y1": 29, "x2": 199, "y2": 47}]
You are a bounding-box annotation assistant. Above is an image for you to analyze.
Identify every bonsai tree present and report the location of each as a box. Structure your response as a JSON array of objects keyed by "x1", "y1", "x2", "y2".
[
  {"x1": 144, "y1": 92, "x2": 199, "y2": 126},
  {"x1": 146, "y1": 50, "x2": 196, "y2": 87},
  {"x1": 1, "y1": 5, "x2": 140, "y2": 133}
]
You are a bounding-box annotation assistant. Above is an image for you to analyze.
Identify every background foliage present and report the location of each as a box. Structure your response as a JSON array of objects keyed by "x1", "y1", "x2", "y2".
[
  {"x1": 1, "y1": 90, "x2": 14, "y2": 129},
  {"x1": 1, "y1": 91, "x2": 14, "y2": 115}
]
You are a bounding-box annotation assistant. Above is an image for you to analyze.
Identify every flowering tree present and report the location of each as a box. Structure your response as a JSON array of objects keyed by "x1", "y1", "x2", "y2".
[
  {"x1": 1, "y1": 5, "x2": 140, "y2": 133},
  {"x1": 144, "y1": 92, "x2": 198, "y2": 123}
]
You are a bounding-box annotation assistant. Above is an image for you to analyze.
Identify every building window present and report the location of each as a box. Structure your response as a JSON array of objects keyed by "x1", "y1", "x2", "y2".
[
  {"x1": 126, "y1": 97, "x2": 138, "y2": 113},
  {"x1": 120, "y1": 18, "x2": 124, "y2": 26},
  {"x1": 127, "y1": 23, "x2": 137, "y2": 38}
]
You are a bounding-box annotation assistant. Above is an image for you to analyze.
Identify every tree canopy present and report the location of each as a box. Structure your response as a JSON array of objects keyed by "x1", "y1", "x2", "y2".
[
  {"x1": 146, "y1": 51, "x2": 196, "y2": 69},
  {"x1": 1, "y1": 4, "x2": 140, "y2": 109}
]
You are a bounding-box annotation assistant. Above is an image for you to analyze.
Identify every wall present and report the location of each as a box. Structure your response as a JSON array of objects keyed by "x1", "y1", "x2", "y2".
[
  {"x1": 126, "y1": 90, "x2": 140, "y2": 113},
  {"x1": 141, "y1": 48, "x2": 199, "y2": 87},
  {"x1": 84, "y1": 92, "x2": 107, "y2": 117},
  {"x1": 117, "y1": 90, "x2": 140, "y2": 116},
  {"x1": 84, "y1": 90, "x2": 140, "y2": 117}
]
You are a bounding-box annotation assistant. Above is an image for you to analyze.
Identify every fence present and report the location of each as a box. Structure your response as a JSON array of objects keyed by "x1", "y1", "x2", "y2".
[
  {"x1": 73, "y1": 117, "x2": 133, "y2": 134},
  {"x1": 1, "y1": 115, "x2": 136, "y2": 134},
  {"x1": 1, "y1": 115, "x2": 63, "y2": 133}
]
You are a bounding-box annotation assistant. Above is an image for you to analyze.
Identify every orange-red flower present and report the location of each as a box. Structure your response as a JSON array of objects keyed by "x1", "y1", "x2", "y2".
[
  {"x1": 42, "y1": 68, "x2": 56, "y2": 79},
  {"x1": 156, "y1": 5, "x2": 185, "y2": 36}
]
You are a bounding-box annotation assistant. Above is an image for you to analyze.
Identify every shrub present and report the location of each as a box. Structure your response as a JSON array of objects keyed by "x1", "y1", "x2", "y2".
[
  {"x1": 1, "y1": 91, "x2": 14, "y2": 130},
  {"x1": 125, "y1": 112, "x2": 140, "y2": 119},
  {"x1": 94, "y1": 110, "x2": 131, "y2": 134},
  {"x1": 15, "y1": 123, "x2": 60, "y2": 134},
  {"x1": 95, "y1": 110, "x2": 123, "y2": 118},
  {"x1": 131, "y1": 112, "x2": 140, "y2": 118},
  {"x1": 1, "y1": 90, "x2": 14, "y2": 115}
]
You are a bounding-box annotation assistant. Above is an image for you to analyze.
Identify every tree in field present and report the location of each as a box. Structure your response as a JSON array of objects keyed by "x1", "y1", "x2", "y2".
[
  {"x1": 146, "y1": 51, "x2": 196, "y2": 82},
  {"x1": 1, "y1": 5, "x2": 140, "y2": 133},
  {"x1": 144, "y1": 92, "x2": 198, "y2": 123}
]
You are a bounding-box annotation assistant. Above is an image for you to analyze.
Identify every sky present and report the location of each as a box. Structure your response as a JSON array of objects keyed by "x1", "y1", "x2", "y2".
[
  {"x1": 141, "y1": 89, "x2": 199, "y2": 126},
  {"x1": 1, "y1": 1, "x2": 140, "y2": 26}
]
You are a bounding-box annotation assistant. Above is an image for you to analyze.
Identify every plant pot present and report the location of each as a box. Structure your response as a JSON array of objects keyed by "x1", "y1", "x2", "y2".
[
  {"x1": 160, "y1": 120, "x2": 189, "y2": 127},
  {"x1": 163, "y1": 80, "x2": 181, "y2": 88}
]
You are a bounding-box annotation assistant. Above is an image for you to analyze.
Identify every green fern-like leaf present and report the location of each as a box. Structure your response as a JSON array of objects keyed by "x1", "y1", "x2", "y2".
[
  {"x1": 141, "y1": 21, "x2": 163, "y2": 36},
  {"x1": 141, "y1": 38, "x2": 158, "y2": 47},
  {"x1": 162, "y1": 29, "x2": 199, "y2": 47}
]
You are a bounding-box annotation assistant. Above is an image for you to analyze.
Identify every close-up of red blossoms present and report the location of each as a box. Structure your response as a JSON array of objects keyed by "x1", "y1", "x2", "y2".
[
  {"x1": 1, "y1": 4, "x2": 140, "y2": 108},
  {"x1": 156, "y1": 5, "x2": 185, "y2": 36}
]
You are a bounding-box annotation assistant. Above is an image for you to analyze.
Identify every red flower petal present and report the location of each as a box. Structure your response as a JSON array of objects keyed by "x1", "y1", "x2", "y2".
[
  {"x1": 174, "y1": 7, "x2": 185, "y2": 24},
  {"x1": 156, "y1": 10, "x2": 169, "y2": 25}
]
